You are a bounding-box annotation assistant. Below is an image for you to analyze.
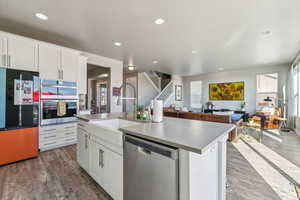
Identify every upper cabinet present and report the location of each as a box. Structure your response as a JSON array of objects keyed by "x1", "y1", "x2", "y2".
[
  {"x1": 78, "y1": 55, "x2": 88, "y2": 94},
  {"x1": 7, "y1": 35, "x2": 38, "y2": 71},
  {"x1": 61, "y1": 48, "x2": 79, "y2": 82},
  {"x1": 0, "y1": 31, "x2": 85, "y2": 85},
  {"x1": 0, "y1": 33, "x2": 38, "y2": 71},
  {"x1": 0, "y1": 33, "x2": 7, "y2": 67},
  {"x1": 39, "y1": 43, "x2": 79, "y2": 82},
  {"x1": 38, "y1": 43, "x2": 61, "y2": 80}
]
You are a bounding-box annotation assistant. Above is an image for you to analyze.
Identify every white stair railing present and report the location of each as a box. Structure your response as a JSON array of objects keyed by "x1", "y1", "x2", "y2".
[
  {"x1": 143, "y1": 71, "x2": 161, "y2": 92},
  {"x1": 154, "y1": 81, "x2": 174, "y2": 105}
]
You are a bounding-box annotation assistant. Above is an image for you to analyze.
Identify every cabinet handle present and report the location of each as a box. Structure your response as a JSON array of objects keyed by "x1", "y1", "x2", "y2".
[
  {"x1": 85, "y1": 134, "x2": 88, "y2": 149},
  {"x1": 44, "y1": 135, "x2": 56, "y2": 139},
  {"x1": 64, "y1": 132, "x2": 74, "y2": 135},
  {"x1": 61, "y1": 70, "x2": 63, "y2": 80},
  {"x1": 99, "y1": 149, "x2": 104, "y2": 168},
  {"x1": 8, "y1": 55, "x2": 11, "y2": 67},
  {"x1": 99, "y1": 149, "x2": 102, "y2": 167},
  {"x1": 44, "y1": 141, "x2": 57, "y2": 146},
  {"x1": 65, "y1": 126, "x2": 75, "y2": 129},
  {"x1": 44, "y1": 128, "x2": 57, "y2": 132}
]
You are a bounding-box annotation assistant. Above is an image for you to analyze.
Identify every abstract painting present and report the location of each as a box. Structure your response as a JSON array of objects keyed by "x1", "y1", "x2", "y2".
[{"x1": 209, "y1": 81, "x2": 244, "y2": 101}]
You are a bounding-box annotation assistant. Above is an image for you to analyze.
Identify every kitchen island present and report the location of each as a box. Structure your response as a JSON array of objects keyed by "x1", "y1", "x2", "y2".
[{"x1": 77, "y1": 113, "x2": 235, "y2": 200}]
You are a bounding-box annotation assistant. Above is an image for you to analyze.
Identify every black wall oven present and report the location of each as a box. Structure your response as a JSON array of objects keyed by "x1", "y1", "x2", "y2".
[{"x1": 41, "y1": 99, "x2": 77, "y2": 125}]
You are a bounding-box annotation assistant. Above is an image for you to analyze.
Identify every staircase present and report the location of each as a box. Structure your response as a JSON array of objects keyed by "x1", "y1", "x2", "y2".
[{"x1": 143, "y1": 71, "x2": 173, "y2": 106}]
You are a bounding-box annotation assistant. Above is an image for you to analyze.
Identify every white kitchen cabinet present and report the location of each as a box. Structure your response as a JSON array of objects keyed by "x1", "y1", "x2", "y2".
[
  {"x1": 89, "y1": 139, "x2": 105, "y2": 186},
  {"x1": 77, "y1": 127, "x2": 90, "y2": 172},
  {"x1": 7, "y1": 35, "x2": 38, "y2": 71},
  {"x1": 88, "y1": 139, "x2": 123, "y2": 200},
  {"x1": 39, "y1": 44, "x2": 79, "y2": 82},
  {"x1": 102, "y1": 145, "x2": 123, "y2": 200},
  {"x1": 39, "y1": 123, "x2": 77, "y2": 151},
  {"x1": 78, "y1": 55, "x2": 87, "y2": 94},
  {"x1": 0, "y1": 33, "x2": 7, "y2": 67},
  {"x1": 61, "y1": 48, "x2": 79, "y2": 82},
  {"x1": 38, "y1": 43, "x2": 61, "y2": 80}
]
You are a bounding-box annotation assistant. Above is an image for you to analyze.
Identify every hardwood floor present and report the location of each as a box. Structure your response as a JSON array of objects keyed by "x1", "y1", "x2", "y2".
[
  {"x1": 0, "y1": 132, "x2": 299, "y2": 200},
  {"x1": 0, "y1": 146, "x2": 112, "y2": 200}
]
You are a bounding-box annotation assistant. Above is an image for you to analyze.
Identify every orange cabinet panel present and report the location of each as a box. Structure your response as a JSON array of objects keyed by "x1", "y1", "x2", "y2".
[{"x1": 0, "y1": 127, "x2": 38, "y2": 165}]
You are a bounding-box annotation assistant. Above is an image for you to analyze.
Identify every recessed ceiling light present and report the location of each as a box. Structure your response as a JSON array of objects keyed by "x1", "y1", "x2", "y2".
[
  {"x1": 191, "y1": 50, "x2": 198, "y2": 54},
  {"x1": 218, "y1": 67, "x2": 224, "y2": 71},
  {"x1": 153, "y1": 61, "x2": 158, "y2": 64},
  {"x1": 155, "y1": 18, "x2": 165, "y2": 25},
  {"x1": 128, "y1": 65, "x2": 136, "y2": 71},
  {"x1": 262, "y1": 30, "x2": 271, "y2": 35},
  {"x1": 114, "y1": 42, "x2": 122, "y2": 46},
  {"x1": 35, "y1": 13, "x2": 48, "y2": 20}
]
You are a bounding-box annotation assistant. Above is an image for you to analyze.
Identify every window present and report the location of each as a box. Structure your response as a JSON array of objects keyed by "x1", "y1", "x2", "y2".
[
  {"x1": 190, "y1": 81, "x2": 202, "y2": 108},
  {"x1": 293, "y1": 65, "x2": 300, "y2": 116},
  {"x1": 256, "y1": 73, "x2": 278, "y2": 109}
]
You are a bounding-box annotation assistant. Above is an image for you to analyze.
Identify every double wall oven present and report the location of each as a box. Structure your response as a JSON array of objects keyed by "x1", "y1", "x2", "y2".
[{"x1": 40, "y1": 80, "x2": 78, "y2": 126}]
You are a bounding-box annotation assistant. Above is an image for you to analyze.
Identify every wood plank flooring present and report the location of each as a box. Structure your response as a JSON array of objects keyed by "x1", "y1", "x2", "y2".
[{"x1": 0, "y1": 131, "x2": 299, "y2": 200}]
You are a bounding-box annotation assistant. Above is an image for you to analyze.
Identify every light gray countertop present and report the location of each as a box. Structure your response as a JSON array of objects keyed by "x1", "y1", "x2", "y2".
[
  {"x1": 77, "y1": 113, "x2": 235, "y2": 154},
  {"x1": 120, "y1": 117, "x2": 235, "y2": 154}
]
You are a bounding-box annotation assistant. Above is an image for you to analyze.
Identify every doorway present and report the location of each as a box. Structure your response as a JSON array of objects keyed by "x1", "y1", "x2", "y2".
[{"x1": 87, "y1": 64, "x2": 111, "y2": 114}]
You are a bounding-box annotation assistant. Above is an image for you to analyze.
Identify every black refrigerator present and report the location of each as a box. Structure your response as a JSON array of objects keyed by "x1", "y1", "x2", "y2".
[{"x1": 5, "y1": 69, "x2": 39, "y2": 129}]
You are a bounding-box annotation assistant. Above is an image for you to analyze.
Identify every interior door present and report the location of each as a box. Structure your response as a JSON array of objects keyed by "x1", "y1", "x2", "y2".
[
  {"x1": 38, "y1": 43, "x2": 60, "y2": 80},
  {"x1": 99, "y1": 83, "x2": 108, "y2": 113},
  {"x1": 7, "y1": 36, "x2": 38, "y2": 71},
  {"x1": 61, "y1": 48, "x2": 78, "y2": 82}
]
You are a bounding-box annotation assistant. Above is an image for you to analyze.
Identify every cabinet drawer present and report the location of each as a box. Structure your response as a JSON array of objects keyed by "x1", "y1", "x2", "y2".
[
  {"x1": 60, "y1": 136, "x2": 77, "y2": 144},
  {"x1": 39, "y1": 132, "x2": 59, "y2": 142},
  {"x1": 63, "y1": 124, "x2": 77, "y2": 130},
  {"x1": 40, "y1": 127, "x2": 59, "y2": 135},
  {"x1": 39, "y1": 140, "x2": 59, "y2": 149},
  {"x1": 61, "y1": 130, "x2": 77, "y2": 138}
]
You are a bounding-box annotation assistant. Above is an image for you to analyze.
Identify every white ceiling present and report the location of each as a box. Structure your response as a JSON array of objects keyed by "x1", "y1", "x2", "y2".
[{"x1": 0, "y1": 0, "x2": 300, "y2": 75}]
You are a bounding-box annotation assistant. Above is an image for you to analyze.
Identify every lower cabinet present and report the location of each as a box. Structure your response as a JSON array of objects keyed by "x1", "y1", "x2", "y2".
[
  {"x1": 77, "y1": 131, "x2": 123, "y2": 200},
  {"x1": 89, "y1": 139, "x2": 105, "y2": 186},
  {"x1": 39, "y1": 123, "x2": 77, "y2": 151},
  {"x1": 102, "y1": 144, "x2": 123, "y2": 200},
  {"x1": 77, "y1": 128, "x2": 90, "y2": 172}
]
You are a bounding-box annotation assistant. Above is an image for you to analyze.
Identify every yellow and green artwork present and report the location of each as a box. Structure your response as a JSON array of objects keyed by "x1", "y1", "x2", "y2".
[{"x1": 209, "y1": 82, "x2": 244, "y2": 101}]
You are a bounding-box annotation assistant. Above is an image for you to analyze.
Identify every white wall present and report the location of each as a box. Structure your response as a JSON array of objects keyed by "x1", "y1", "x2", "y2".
[
  {"x1": 82, "y1": 52, "x2": 123, "y2": 113},
  {"x1": 165, "y1": 75, "x2": 184, "y2": 107},
  {"x1": 183, "y1": 65, "x2": 289, "y2": 113}
]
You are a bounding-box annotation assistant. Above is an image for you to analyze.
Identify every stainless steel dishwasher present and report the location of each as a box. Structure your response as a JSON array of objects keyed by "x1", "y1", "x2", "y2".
[{"x1": 124, "y1": 134, "x2": 179, "y2": 200}]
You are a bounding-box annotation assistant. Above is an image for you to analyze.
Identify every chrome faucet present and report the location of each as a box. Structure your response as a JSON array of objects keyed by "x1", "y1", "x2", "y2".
[{"x1": 117, "y1": 83, "x2": 137, "y2": 114}]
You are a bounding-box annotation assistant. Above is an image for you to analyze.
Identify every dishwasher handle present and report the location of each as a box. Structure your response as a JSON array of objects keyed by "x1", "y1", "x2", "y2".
[{"x1": 124, "y1": 135, "x2": 178, "y2": 160}]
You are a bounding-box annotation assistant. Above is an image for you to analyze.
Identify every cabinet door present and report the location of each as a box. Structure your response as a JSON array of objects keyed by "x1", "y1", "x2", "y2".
[
  {"x1": 102, "y1": 146, "x2": 123, "y2": 200},
  {"x1": 38, "y1": 43, "x2": 60, "y2": 80},
  {"x1": 77, "y1": 128, "x2": 89, "y2": 172},
  {"x1": 78, "y1": 55, "x2": 87, "y2": 94},
  {"x1": 89, "y1": 140, "x2": 104, "y2": 185},
  {"x1": 61, "y1": 48, "x2": 79, "y2": 82},
  {"x1": 0, "y1": 34, "x2": 7, "y2": 67},
  {"x1": 7, "y1": 36, "x2": 38, "y2": 71}
]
